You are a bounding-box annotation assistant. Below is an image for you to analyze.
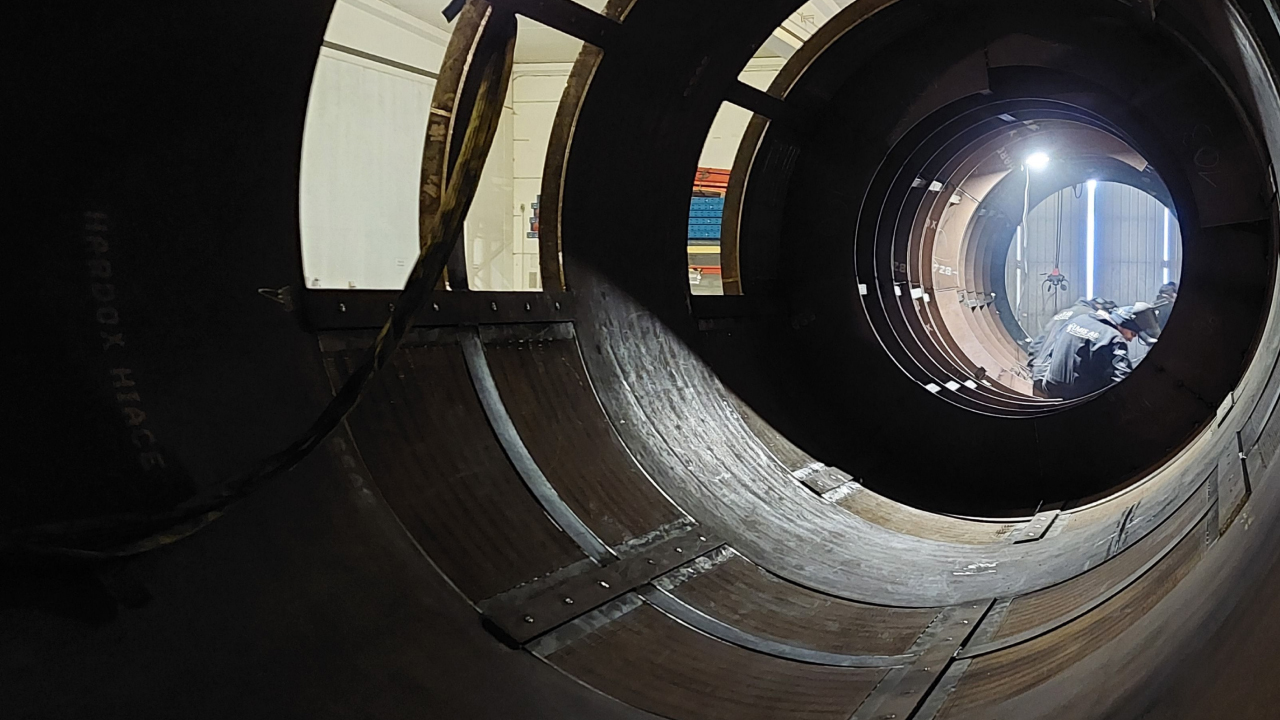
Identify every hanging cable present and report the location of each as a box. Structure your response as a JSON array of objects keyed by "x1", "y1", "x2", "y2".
[{"x1": 5, "y1": 5, "x2": 519, "y2": 560}]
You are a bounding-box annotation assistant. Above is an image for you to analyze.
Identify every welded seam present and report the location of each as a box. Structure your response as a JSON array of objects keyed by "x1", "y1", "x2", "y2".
[
  {"x1": 526, "y1": 593, "x2": 644, "y2": 657},
  {"x1": 613, "y1": 517, "x2": 697, "y2": 556},
  {"x1": 650, "y1": 545, "x2": 738, "y2": 590},
  {"x1": 461, "y1": 329, "x2": 615, "y2": 563},
  {"x1": 822, "y1": 481, "x2": 862, "y2": 504}
]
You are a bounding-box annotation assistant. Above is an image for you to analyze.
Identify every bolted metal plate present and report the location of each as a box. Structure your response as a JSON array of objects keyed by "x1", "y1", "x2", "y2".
[
  {"x1": 303, "y1": 290, "x2": 576, "y2": 330},
  {"x1": 478, "y1": 526, "x2": 723, "y2": 644},
  {"x1": 1010, "y1": 510, "x2": 1061, "y2": 544},
  {"x1": 1218, "y1": 432, "x2": 1251, "y2": 537},
  {"x1": 849, "y1": 601, "x2": 993, "y2": 720}
]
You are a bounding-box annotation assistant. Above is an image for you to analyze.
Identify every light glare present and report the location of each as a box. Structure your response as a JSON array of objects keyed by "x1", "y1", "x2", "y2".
[
  {"x1": 1026, "y1": 152, "x2": 1051, "y2": 171},
  {"x1": 1163, "y1": 208, "x2": 1170, "y2": 262},
  {"x1": 1086, "y1": 180, "x2": 1097, "y2": 299},
  {"x1": 1163, "y1": 207, "x2": 1172, "y2": 287}
]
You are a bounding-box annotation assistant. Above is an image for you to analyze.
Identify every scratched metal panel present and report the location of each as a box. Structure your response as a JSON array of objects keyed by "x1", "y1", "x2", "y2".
[
  {"x1": 937, "y1": 519, "x2": 1209, "y2": 719},
  {"x1": 728, "y1": 394, "x2": 819, "y2": 473},
  {"x1": 990, "y1": 480, "x2": 1209, "y2": 641},
  {"x1": 545, "y1": 602, "x2": 885, "y2": 720},
  {"x1": 662, "y1": 550, "x2": 940, "y2": 657},
  {"x1": 329, "y1": 344, "x2": 585, "y2": 601},
  {"x1": 570, "y1": 276, "x2": 1218, "y2": 606},
  {"x1": 833, "y1": 487, "x2": 1018, "y2": 545},
  {"x1": 485, "y1": 337, "x2": 686, "y2": 547}
]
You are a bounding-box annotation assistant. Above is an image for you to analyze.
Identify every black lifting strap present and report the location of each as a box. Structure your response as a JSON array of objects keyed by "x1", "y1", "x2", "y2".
[{"x1": 6, "y1": 6, "x2": 519, "y2": 560}]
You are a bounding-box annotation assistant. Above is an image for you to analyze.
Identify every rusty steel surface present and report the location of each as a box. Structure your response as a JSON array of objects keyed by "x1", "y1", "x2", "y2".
[{"x1": 10, "y1": 0, "x2": 1280, "y2": 719}]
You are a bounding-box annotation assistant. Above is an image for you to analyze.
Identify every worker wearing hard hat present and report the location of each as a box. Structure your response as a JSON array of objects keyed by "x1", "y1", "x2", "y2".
[{"x1": 1034, "y1": 303, "x2": 1162, "y2": 400}]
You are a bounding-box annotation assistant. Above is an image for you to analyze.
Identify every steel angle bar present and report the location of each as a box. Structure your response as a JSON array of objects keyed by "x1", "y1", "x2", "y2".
[
  {"x1": 491, "y1": 0, "x2": 622, "y2": 49},
  {"x1": 639, "y1": 583, "x2": 915, "y2": 668},
  {"x1": 461, "y1": 329, "x2": 615, "y2": 563}
]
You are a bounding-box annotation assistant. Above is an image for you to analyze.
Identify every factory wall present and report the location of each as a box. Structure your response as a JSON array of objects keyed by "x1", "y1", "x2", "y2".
[
  {"x1": 300, "y1": 5, "x2": 785, "y2": 292},
  {"x1": 1007, "y1": 181, "x2": 1180, "y2": 342}
]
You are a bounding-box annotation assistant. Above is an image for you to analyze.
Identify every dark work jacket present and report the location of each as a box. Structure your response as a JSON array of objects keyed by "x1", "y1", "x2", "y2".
[
  {"x1": 1042, "y1": 313, "x2": 1133, "y2": 399},
  {"x1": 1027, "y1": 302, "x2": 1097, "y2": 384},
  {"x1": 1155, "y1": 299, "x2": 1175, "y2": 332}
]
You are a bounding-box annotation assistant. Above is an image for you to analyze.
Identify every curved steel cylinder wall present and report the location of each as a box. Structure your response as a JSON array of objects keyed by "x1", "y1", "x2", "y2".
[{"x1": 8, "y1": 1, "x2": 1280, "y2": 719}]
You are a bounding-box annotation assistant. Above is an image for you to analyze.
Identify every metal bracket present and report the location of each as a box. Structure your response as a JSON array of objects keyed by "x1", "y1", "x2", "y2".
[
  {"x1": 257, "y1": 285, "x2": 294, "y2": 312},
  {"x1": 478, "y1": 526, "x2": 723, "y2": 644},
  {"x1": 1010, "y1": 510, "x2": 1060, "y2": 544},
  {"x1": 462, "y1": 329, "x2": 615, "y2": 564},
  {"x1": 303, "y1": 290, "x2": 575, "y2": 330},
  {"x1": 1217, "y1": 431, "x2": 1252, "y2": 537},
  {"x1": 724, "y1": 80, "x2": 805, "y2": 128},
  {"x1": 488, "y1": 0, "x2": 623, "y2": 49},
  {"x1": 1216, "y1": 391, "x2": 1237, "y2": 427},
  {"x1": 793, "y1": 462, "x2": 855, "y2": 496},
  {"x1": 958, "y1": 498, "x2": 1212, "y2": 660},
  {"x1": 526, "y1": 593, "x2": 644, "y2": 658}
]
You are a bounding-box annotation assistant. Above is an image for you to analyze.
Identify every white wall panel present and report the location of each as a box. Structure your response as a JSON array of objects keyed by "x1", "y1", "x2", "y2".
[
  {"x1": 300, "y1": 0, "x2": 450, "y2": 290},
  {"x1": 699, "y1": 60, "x2": 786, "y2": 170},
  {"x1": 300, "y1": 49, "x2": 436, "y2": 289}
]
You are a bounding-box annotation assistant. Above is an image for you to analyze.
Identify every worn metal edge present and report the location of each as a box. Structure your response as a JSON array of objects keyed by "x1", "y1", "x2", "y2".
[
  {"x1": 460, "y1": 329, "x2": 615, "y2": 563},
  {"x1": 1010, "y1": 510, "x2": 1061, "y2": 543},
  {"x1": 962, "y1": 597, "x2": 1013, "y2": 648},
  {"x1": 650, "y1": 545, "x2": 738, "y2": 591},
  {"x1": 638, "y1": 584, "x2": 915, "y2": 668},
  {"x1": 911, "y1": 658, "x2": 974, "y2": 720},
  {"x1": 955, "y1": 501, "x2": 1213, "y2": 659}
]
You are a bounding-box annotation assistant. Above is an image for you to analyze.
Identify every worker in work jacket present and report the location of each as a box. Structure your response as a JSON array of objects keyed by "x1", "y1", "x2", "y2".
[
  {"x1": 1036, "y1": 304, "x2": 1161, "y2": 400},
  {"x1": 1027, "y1": 298, "x2": 1117, "y2": 388},
  {"x1": 1155, "y1": 281, "x2": 1178, "y2": 332}
]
